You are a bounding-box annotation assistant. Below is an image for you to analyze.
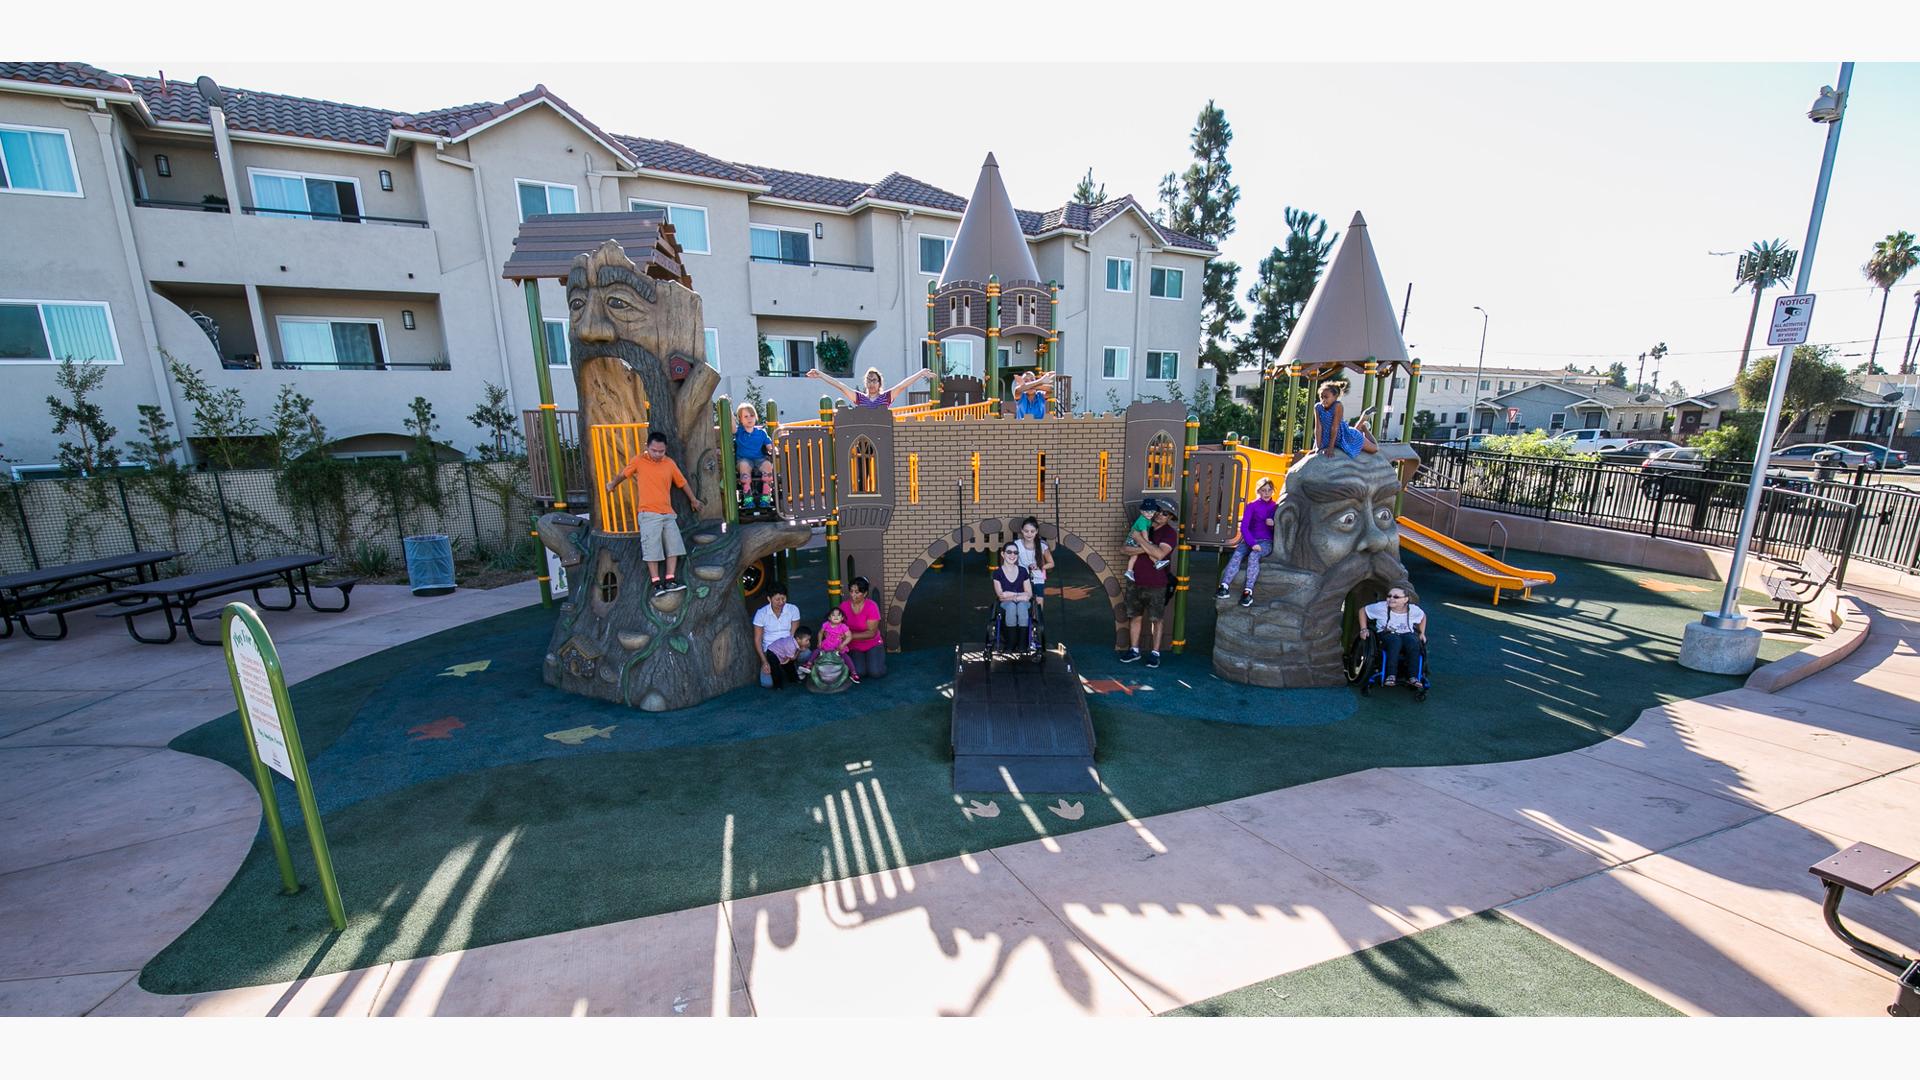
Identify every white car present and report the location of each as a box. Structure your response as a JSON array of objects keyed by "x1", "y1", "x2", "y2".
[{"x1": 1553, "y1": 428, "x2": 1633, "y2": 454}]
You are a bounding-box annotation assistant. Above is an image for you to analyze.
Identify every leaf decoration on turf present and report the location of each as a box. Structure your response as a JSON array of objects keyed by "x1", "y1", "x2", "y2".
[{"x1": 438, "y1": 660, "x2": 493, "y2": 677}]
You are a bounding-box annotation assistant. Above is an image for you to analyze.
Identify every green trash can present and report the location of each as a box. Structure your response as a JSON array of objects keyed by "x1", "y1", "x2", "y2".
[{"x1": 403, "y1": 534, "x2": 456, "y2": 596}]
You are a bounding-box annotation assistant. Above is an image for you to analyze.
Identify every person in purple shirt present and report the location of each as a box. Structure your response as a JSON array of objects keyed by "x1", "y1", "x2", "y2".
[
  {"x1": 808, "y1": 366, "x2": 933, "y2": 409},
  {"x1": 1215, "y1": 476, "x2": 1278, "y2": 607}
]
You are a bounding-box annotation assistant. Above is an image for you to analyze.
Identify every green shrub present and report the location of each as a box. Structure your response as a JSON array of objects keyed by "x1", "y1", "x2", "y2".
[{"x1": 345, "y1": 539, "x2": 392, "y2": 577}]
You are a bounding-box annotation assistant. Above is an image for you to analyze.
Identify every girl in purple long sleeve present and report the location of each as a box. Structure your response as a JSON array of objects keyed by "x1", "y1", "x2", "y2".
[{"x1": 1215, "y1": 477, "x2": 1278, "y2": 607}]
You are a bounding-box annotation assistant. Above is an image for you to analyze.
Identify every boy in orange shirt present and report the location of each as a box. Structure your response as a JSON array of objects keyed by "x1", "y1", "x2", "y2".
[{"x1": 605, "y1": 431, "x2": 705, "y2": 595}]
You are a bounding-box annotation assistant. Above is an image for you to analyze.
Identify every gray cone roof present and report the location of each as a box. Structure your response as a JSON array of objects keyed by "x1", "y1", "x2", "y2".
[
  {"x1": 939, "y1": 152, "x2": 1042, "y2": 285},
  {"x1": 1278, "y1": 211, "x2": 1410, "y2": 368}
]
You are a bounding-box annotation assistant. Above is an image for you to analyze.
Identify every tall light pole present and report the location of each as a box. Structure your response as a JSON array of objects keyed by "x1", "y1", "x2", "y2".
[
  {"x1": 1683, "y1": 63, "x2": 1854, "y2": 674},
  {"x1": 1472, "y1": 305, "x2": 1489, "y2": 434}
]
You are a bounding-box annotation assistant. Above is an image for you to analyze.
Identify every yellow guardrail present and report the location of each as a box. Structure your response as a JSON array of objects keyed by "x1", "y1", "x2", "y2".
[
  {"x1": 903, "y1": 399, "x2": 999, "y2": 422},
  {"x1": 588, "y1": 423, "x2": 650, "y2": 535}
]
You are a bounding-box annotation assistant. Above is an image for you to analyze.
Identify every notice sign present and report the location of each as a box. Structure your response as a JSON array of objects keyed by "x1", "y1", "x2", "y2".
[
  {"x1": 1768, "y1": 294, "x2": 1816, "y2": 347},
  {"x1": 227, "y1": 613, "x2": 293, "y2": 780},
  {"x1": 545, "y1": 513, "x2": 589, "y2": 598}
]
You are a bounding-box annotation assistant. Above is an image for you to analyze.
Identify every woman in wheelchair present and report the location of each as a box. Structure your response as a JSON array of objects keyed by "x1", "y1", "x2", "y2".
[
  {"x1": 990, "y1": 541, "x2": 1041, "y2": 655},
  {"x1": 1360, "y1": 587, "x2": 1428, "y2": 689}
]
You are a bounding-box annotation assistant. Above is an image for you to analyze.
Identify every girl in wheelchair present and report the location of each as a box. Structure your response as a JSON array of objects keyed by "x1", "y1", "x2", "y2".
[
  {"x1": 990, "y1": 541, "x2": 1042, "y2": 656},
  {"x1": 1358, "y1": 587, "x2": 1429, "y2": 693}
]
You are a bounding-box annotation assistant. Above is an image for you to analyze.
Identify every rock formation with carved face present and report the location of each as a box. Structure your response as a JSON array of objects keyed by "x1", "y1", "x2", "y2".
[
  {"x1": 1213, "y1": 449, "x2": 1416, "y2": 688},
  {"x1": 536, "y1": 240, "x2": 807, "y2": 711}
]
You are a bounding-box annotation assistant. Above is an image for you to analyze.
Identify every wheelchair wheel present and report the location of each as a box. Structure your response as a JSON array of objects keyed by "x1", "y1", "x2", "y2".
[{"x1": 1343, "y1": 634, "x2": 1374, "y2": 692}]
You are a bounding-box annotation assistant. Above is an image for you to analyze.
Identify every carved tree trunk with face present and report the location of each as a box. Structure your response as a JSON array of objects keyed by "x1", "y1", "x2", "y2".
[{"x1": 539, "y1": 240, "x2": 808, "y2": 711}]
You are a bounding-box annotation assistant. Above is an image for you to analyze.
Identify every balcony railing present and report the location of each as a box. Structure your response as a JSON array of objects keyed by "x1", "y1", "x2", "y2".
[
  {"x1": 272, "y1": 359, "x2": 450, "y2": 371},
  {"x1": 748, "y1": 255, "x2": 873, "y2": 272},
  {"x1": 241, "y1": 206, "x2": 430, "y2": 229},
  {"x1": 135, "y1": 198, "x2": 230, "y2": 213}
]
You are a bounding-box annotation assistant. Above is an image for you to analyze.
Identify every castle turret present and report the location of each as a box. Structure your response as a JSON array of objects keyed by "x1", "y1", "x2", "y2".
[{"x1": 929, "y1": 153, "x2": 1057, "y2": 397}]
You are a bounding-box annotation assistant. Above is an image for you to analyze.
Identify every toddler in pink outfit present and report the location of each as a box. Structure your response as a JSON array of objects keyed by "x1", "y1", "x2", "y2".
[{"x1": 817, "y1": 606, "x2": 859, "y2": 683}]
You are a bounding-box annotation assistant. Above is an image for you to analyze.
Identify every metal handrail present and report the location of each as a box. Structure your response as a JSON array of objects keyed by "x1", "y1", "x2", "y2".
[
  {"x1": 241, "y1": 206, "x2": 430, "y2": 228},
  {"x1": 272, "y1": 360, "x2": 449, "y2": 371},
  {"x1": 748, "y1": 255, "x2": 874, "y2": 272},
  {"x1": 1485, "y1": 520, "x2": 1510, "y2": 564},
  {"x1": 134, "y1": 198, "x2": 230, "y2": 213},
  {"x1": 1401, "y1": 484, "x2": 1459, "y2": 539}
]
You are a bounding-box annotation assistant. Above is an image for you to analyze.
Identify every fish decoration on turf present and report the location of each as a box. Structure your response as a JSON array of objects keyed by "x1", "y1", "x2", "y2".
[
  {"x1": 545, "y1": 724, "x2": 617, "y2": 746},
  {"x1": 438, "y1": 660, "x2": 493, "y2": 677}
]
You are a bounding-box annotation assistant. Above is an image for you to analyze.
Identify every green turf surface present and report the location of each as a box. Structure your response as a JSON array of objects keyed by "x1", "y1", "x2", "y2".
[
  {"x1": 1167, "y1": 911, "x2": 1683, "y2": 1016},
  {"x1": 143, "y1": 549, "x2": 1800, "y2": 994}
]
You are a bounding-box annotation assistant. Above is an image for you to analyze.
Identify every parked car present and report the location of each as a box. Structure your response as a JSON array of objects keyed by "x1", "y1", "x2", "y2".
[
  {"x1": 1552, "y1": 428, "x2": 1633, "y2": 453},
  {"x1": 1638, "y1": 447, "x2": 1712, "y2": 498},
  {"x1": 1770, "y1": 443, "x2": 1874, "y2": 470},
  {"x1": 1440, "y1": 434, "x2": 1494, "y2": 452},
  {"x1": 1828, "y1": 440, "x2": 1909, "y2": 470},
  {"x1": 1639, "y1": 447, "x2": 1709, "y2": 474},
  {"x1": 1603, "y1": 439, "x2": 1680, "y2": 464}
]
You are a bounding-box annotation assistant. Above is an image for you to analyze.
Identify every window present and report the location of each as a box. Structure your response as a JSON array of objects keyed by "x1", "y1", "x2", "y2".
[
  {"x1": 1454, "y1": 412, "x2": 1467, "y2": 424},
  {"x1": 251, "y1": 169, "x2": 362, "y2": 222},
  {"x1": 276, "y1": 317, "x2": 389, "y2": 370},
  {"x1": 0, "y1": 300, "x2": 121, "y2": 364},
  {"x1": 1105, "y1": 258, "x2": 1133, "y2": 292},
  {"x1": 1102, "y1": 346, "x2": 1130, "y2": 380},
  {"x1": 1145, "y1": 433, "x2": 1177, "y2": 489},
  {"x1": 629, "y1": 199, "x2": 710, "y2": 254},
  {"x1": 919, "y1": 235, "x2": 954, "y2": 275},
  {"x1": 997, "y1": 346, "x2": 1012, "y2": 368},
  {"x1": 1632, "y1": 413, "x2": 1642, "y2": 429},
  {"x1": 760, "y1": 336, "x2": 815, "y2": 377},
  {"x1": 1148, "y1": 266, "x2": 1183, "y2": 299},
  {"x1": 1480, "y1": 379, "x2": 1489, "y2": 390},
  {"x1": 849, "y1": 436, "x2": 877, "y2": 495},
  {"x1": 704, "y1": 327, "x2": 719, "y2": 365},
  {"x1": 0, "y1": 125, "x2": 81, "y2": 196},
  {"x1": 1549, "y1": 412, "x2": 1566, "y2": 429},
  {"x1": 543, "y1": 318, "x2": 570, "y2": 367},
  {"x1": 1146, "y1": 350, "x2": 1178, "y2": 380},
  {"x1": 942, "y1": 338, "x2": 976, "y2": 377},
  {"x1": 516, "y1": 179, "x2": 578, "y2": 221},
  {"x1": 750, "y1": 225, "x2": 811, "y2": 266}
]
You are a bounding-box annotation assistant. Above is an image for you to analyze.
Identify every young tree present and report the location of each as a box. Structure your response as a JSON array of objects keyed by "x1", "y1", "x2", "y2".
[
  {"x1": 1862, "y1": 229, "x2": 1919, "y2": 374},
  {"x1": 1732, "y1": 239, "x2": 1797, "y2": 379},
  {"x1": 45, "y1": 357, "x2": 120, "y2": 476},
  {"x1": 465, "y1": 382, "x2": 522, "y2": 462},
  {"x1": 266, "y1": 385, "x2": 327, "y2": 468},
  {"x1": 1735, "y1": 345, "x2": 1851, "y2": 447},
  {"x1": 404, "y1": 396, "x2": 440, "y2": 464},
  {"x1": 1239, "y1": 208, "x2": 1336, "y2": 376},
  {"x1": 1166, "y1": 101, "x2": 1246, "y2": 389},
  {"x1": 126, "y1": 404, "x2": 181, "y2": 469},
  {"x1": 167, "y1": 355, "x2": 257, "y2": 469},
  {"x1": 1070, "y1": 167, "x2": 1107, "y2": 205}
]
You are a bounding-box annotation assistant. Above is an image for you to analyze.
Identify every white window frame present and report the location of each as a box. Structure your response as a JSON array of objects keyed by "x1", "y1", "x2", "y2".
[
  {"x1": 247, "y1": 167, "x2": 365, "y2": 220},
  {"x1": 0, "y1": 123, "x2": 84, "y2": 198},
  {"x1": 704, "y1": 327, "x2": 719, "y2": 365},
  {"x1": 1549, "y1": 412, "x2": 1567, "y2": 429},
  {"x1": 1148, "y1": 266, "x2": 1184, "y2": 300},
  {"x1": 940, "y1": 337, "x2": 977, "y2": 377},
  {"x1": 515, "y1": 178, "x2": 579, "y2": 222},
  {"x1": 918, "y1": 234, "x2": 954, "y2": 276},
  {"x1": 628, "y1": 198, "x2": 711, "y2": 255},
  {"x1": 274, "y1": 315, "x2": 392, "y2": 370},
  {"x1": 760, "y1": 335, "x2": 818, "y2": 378},
  {"x1": 543, "y1": 317, "x2": 570, "y2": 367},
  {"x1": 1105, "y1": 257, "x2": 1133, "y2": 293},
  {"x1": 750, "y1": 224, "x2": 812, "y2": 266},
  {"x1": 1102, "y1": 345, "x2": 1130, "y2": 380},
  {"x1": 1145, "y1": 350, "x2": 1179, "y2": 380},
  {"x1": 0, "y1": 298, "x2": 123, "y2": 365}
]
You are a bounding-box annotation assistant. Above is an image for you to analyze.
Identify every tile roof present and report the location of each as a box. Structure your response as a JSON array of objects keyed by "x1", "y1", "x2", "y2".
[
  {"x1": 2, "y1": 61, "x2": 1217, "y2": 256},
  {"x1": 0, "y1": 61, "x2": 132, "y2": 93}
]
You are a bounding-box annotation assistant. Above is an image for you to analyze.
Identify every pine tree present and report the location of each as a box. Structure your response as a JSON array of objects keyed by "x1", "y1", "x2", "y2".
[
  {"x1": 1154, "y1": 172, "x2": 1180, "y2": 226},
  {"x1": 1239, "y1": 208, "x2": 1336, "y2": 368},
  {"x1": 1070, "y1": 167, "x2": 1107, "y2": 205},
  {"x1": 1166, "y1": 100, "x2": 1244, "y2": 389}
]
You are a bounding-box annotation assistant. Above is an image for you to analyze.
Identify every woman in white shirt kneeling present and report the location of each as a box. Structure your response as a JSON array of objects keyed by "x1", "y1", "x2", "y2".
[{"x1": 1361, "y1": 587, "x2": 1427, "y2": 688}]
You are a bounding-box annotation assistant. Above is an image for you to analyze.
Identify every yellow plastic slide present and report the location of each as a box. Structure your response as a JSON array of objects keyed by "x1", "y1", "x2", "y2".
[{"x1": 1395, "y1": 516, "x2": 1556, "y2": 605}]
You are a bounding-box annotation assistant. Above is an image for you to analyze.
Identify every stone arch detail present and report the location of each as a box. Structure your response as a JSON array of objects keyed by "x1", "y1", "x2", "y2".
[{"x1": 883, "y1": 517, "x2": 1130, "y2": 650}]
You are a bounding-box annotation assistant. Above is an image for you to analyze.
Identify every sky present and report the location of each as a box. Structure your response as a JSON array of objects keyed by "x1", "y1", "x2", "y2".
[{"x1": 31, "y1": 6, "x2": 1920, "y2": 400}]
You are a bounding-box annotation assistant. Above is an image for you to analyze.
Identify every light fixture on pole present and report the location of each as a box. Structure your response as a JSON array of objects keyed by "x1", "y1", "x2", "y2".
[
  {"x1": 1682, "y1": 63, "x2": 1855, "y2": 674},
  {"x1": 1472, "y1": 305, "x2": 1489, "y2": 434}
]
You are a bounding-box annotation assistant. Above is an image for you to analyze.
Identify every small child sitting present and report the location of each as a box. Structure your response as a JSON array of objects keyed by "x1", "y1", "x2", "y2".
[
  {"x1": 733, "y1": 403, "x2": 776, "y2": 511},
  {"x1": 1123, "y1": 497, "x2": 1174, "y2": 583},
  {"x1": 791, "y1": 625, "x2": 818, "y2": 678},
  {"x1": 816, "y1": 606, "x2": 859, "y2": 684},
  {"x1": 1216, "y1": 477, "x2": 1278, "y2": 607}
]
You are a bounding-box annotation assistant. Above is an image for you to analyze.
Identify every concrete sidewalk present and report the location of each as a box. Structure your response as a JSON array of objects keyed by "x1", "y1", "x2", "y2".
[{"x1": 0, "y1": 582, "x2": 1914, "y2": 1017}]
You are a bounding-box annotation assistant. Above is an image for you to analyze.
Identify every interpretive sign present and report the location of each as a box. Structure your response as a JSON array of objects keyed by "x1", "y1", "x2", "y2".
[
  {"x1": 546, "y1": 513, "x2": 590, "y2": 597},
  {"x1": 1769, "y1": 294, "x2": 1816, "y2": 347},
  {"x1": 222, "y1": 602, "x2": 346, "y2": 931}
]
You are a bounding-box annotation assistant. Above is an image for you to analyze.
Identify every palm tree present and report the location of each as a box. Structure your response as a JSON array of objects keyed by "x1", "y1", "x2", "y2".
[
  {"x1": 1863, "y1": 230, "x2": 1919, "y2": 374},
  {"x1": 1733, "y1": 239, "x2": 1796, "y2": 379}
]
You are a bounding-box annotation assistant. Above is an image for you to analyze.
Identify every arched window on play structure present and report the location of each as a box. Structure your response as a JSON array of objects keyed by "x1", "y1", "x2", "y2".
[
  {"x1": 849, "y1": 436, "x2": 878, "y2": 495},
  {"x1": 1146, "y1": 432, "x2": 1177, "y2": 490}
]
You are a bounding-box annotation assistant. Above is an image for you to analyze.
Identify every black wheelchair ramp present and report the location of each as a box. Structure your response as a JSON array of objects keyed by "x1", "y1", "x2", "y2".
[{"x1": 950, "y1": 644, "x2": 1098, "y2": 793}]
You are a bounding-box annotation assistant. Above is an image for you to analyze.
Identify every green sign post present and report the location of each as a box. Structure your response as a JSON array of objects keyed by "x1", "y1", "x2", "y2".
[{"x1": 222, "y1": 602, "x2": 346, "y2": 931}]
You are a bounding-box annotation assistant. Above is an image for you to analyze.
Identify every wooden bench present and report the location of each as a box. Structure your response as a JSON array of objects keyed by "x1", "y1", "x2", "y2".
[{"x1": 1761, "y1": 549, "x2": 1837, "y2": 632}]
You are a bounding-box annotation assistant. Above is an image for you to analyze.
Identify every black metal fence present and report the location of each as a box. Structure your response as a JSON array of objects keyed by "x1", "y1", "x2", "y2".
[
  {"x1": 1411, "y1": 444, "x2": 1920, "y2": 578},
  {"x1": 1, "y1": 461, "x2": 533, "y2": 578}
]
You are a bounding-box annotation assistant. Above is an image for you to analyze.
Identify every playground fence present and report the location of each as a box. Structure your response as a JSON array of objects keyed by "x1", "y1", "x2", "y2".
[
  {"x1": 0, "y1": 461, "x2": 536, "y2": 579},
  {"x1": 1411, "y1": 444, "x2": 1920, "y2": 579}
]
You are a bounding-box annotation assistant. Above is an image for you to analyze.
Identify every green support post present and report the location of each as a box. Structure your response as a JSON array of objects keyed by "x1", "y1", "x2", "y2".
[
  {"x1": 1360, "y1": 361, "x2": 1378, "y2": 438},
  {"x1": 715, "y1": 397, "x2": 739, "y2": 528},
  {"x1": 1400, "y1": 360, "x2": 1422, "y2": 443},
  {"x1": 986, "y1": 275, "x2": 1001, "y2": 396},
  {"x1": 1259, "y1": 364, "x2": 1276, "y2": 451},
  {"x1": 523, "y1": 280, "x2": 567, "y2": 608},
  {"x1": 927, "y1": 281, "x2": 942, "y2": 403},
  {"x1": 820, "y1": 394, "x2": 839, "y2": 603},
  {"x1": 1170, "y1": 416, "x2": 1200, "y2": 654},
  {"x1": 1282, "y1": 366, "x2": 1301, "y2": 457}
]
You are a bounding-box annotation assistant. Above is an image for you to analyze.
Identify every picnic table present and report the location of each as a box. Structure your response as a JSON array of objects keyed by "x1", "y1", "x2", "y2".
[
  {"x1": 0, "y1": 551, "x2": 180, "y2": 641},
  {"x1": 112, "y1": 553, "x2": 358, "y2": 645}
]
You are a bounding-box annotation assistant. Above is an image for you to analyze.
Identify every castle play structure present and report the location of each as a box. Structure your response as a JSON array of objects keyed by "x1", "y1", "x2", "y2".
[{"x1": 506, "y1": 155, "x2": 1555, "y2": 785}]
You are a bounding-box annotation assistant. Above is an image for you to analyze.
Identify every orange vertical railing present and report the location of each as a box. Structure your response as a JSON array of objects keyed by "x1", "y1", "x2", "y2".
[{"x1": 588, "y1": 423, "x2": 649, "y2": 535}]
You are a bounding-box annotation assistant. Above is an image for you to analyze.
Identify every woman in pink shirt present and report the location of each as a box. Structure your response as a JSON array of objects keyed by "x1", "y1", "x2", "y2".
[{"x1": 838, "y1": 575, "x2": 887, "y2": 680}]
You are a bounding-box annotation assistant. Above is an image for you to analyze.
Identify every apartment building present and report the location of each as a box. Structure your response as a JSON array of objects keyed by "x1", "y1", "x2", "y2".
[{"x1": 0, "y1": 63, "x2": 1215, "y2": 469}]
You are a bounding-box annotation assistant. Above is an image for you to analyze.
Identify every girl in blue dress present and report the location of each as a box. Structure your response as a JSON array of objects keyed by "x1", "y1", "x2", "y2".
[{"x1": 1312, "y1": 379, "x2": 1378, "y2": 459}]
